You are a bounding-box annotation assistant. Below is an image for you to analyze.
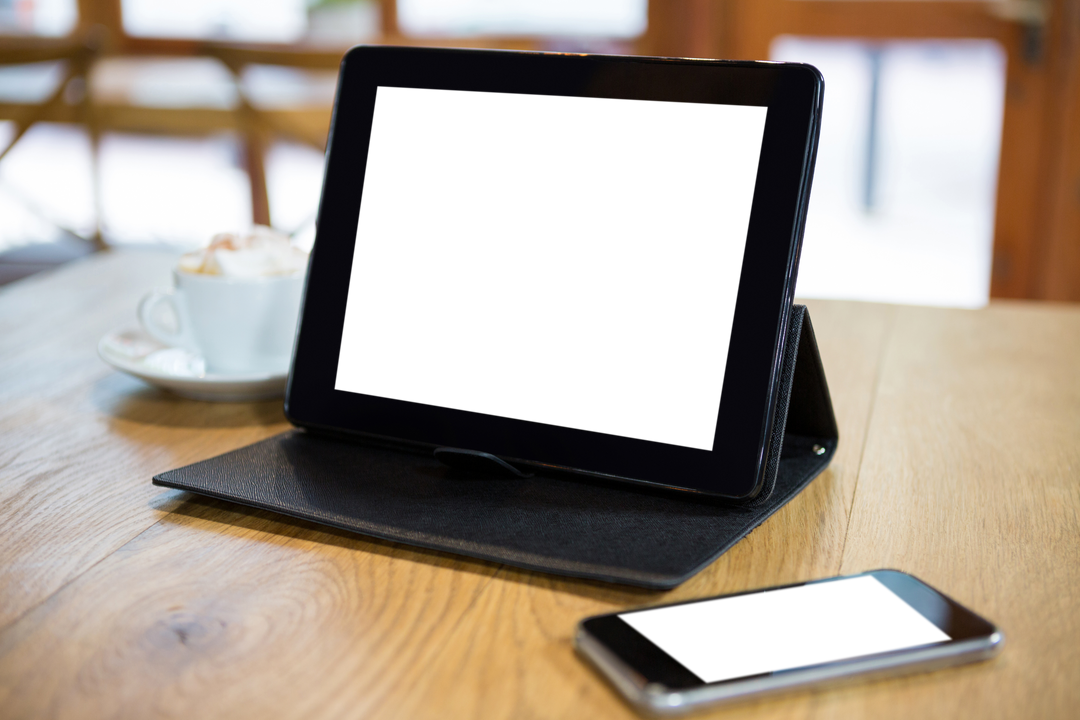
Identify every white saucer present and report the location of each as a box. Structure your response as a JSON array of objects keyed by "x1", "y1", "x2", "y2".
[{"x1": 98, "y1": 327, "x2": 288, "y2": 402}]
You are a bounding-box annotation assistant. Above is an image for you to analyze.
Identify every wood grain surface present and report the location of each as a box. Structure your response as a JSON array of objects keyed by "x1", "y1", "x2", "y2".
[{"x1": 0, "y1": 252, "x2": 1076, "y2": 719}]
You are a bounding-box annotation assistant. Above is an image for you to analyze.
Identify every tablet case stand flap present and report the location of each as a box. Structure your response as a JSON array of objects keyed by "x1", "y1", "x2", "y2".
[{"x1": 153, "y1": 305, "x2": 837, "y2": 589}]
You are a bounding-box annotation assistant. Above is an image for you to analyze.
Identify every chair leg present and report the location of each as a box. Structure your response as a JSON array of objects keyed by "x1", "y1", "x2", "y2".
[{"x1": 243, "y1": 119, "x2": 272, "y2": 228}]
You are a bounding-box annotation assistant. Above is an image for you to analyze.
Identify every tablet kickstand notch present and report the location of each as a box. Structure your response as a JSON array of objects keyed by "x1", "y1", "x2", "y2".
[{"x1": 433, "y1": 447, "x2": 534, "y2": 478}]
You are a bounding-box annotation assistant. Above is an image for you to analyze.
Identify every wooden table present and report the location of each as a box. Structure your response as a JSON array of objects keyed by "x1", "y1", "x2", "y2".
[{"x1": 0, "y1": 249, "x2": 1077, "y2": 719}]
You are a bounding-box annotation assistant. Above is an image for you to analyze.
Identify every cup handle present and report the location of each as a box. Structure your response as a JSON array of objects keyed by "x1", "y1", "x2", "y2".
[{"x1": 138, "y1": 288, "x2": 194, "y2": 350}]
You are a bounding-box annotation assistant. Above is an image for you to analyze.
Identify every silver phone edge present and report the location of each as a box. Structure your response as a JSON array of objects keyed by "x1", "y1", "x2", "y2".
[{"x1": 574, "y1": 624, "x2": 1004, "y2": 716}]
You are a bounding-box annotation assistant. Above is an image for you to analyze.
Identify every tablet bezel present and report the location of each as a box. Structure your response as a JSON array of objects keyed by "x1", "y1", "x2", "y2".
[{"x1": 285, "y1": 46, "x2": 822, "y2": 499}]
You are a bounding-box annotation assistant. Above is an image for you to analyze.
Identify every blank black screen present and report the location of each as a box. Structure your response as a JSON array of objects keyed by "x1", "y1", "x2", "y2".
[
  {"x1": 341, "y1": 90, "x2": 764, "y2": 446},
  {"x1": 630, "y1": 578, "x2": 941, "y2": 682}
]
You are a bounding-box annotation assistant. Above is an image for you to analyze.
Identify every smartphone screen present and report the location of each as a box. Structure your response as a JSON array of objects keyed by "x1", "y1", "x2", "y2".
[{"x1": 619, "y1": 574, "x2": 949, "y2": 683}]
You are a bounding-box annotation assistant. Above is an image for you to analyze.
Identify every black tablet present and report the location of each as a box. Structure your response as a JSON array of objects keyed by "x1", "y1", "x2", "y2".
[{"x1": 285, "y1": 46, "x2": 822, "y2": 500}]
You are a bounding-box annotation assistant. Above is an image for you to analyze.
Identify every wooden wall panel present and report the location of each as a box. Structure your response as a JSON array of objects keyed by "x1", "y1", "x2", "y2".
[{"x1": 1033, "y1": 0, "x2": 1080, "y2": 301}]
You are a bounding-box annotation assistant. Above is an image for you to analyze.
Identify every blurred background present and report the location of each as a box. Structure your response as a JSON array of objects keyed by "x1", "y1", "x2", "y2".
[{"x1": 0, "y1": 0, "x2": 1077, "y2": 304}]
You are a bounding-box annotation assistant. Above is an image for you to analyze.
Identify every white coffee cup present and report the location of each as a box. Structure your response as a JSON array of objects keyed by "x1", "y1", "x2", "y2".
[{"x1": 138, "y1": 269, "x2": 304, "y2": 375}]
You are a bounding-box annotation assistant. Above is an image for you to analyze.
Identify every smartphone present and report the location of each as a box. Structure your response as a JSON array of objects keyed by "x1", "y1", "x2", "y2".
[{"x1": 575, "y1": 570, "x2": 1002, "y2": 715}]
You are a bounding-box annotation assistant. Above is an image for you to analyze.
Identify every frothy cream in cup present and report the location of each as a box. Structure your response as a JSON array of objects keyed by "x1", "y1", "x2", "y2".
[
  {"x1": 140, "y1": 227, "x2": 309, "y2": 375},
  {"x1": 178, "y1": 226, "x2": 309, "y2": 278}
]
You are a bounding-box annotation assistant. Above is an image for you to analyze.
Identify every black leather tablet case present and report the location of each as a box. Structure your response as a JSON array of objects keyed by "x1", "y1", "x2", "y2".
[{"x1": 154, "y1": 305, "x2": 837, "y2": 589}]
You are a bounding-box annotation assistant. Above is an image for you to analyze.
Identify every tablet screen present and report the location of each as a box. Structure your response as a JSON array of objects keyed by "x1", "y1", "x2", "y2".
[{"x1": 335, "y1": 86, "x2": 768, "y2": 451}]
